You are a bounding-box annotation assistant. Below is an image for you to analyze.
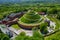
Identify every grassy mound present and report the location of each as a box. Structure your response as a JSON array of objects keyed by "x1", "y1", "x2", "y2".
[{"x1": 19, "y1": 10, "x2": 41, "y2": 24}]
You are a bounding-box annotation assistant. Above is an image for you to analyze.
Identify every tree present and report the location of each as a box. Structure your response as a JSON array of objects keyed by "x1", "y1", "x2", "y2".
[
  {"x1": 0, "y1": 31, "x2": 10, "y2": 40},
  {"x1": 33, "y1": 30, "x2": 44, "y2": 40},
  {"x1": 35, "y1": 7, "x2": 47, "y2": 13},
  {"x1": 57, "y1": 12, "x2": 60, "y2": 19},
  {"x1": 0, "y1": 15, "x2": 3, "y2": 20},
  {"x1": 47, "y1": 7, "x2": 57, "y2": 14},
  {"x1": 15, "y1": 32, "x2": 26, "y2": 40},
  {"x1": 40, "y1": 22, "x2": 48, "y2": 34},
  {"x1": 15, "y1": 30, "x2": 44, "y2": 40}
]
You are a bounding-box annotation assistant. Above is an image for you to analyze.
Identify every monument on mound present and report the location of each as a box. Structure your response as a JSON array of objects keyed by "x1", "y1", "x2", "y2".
[{"x1": 18, "y1": 10, "x2": 42, "y2": 29}]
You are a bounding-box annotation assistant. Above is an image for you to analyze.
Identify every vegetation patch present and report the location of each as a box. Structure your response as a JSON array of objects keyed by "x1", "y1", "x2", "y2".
[
  {"x1": 11, "y1": 24, "x2": 21, "y2": 30},
  {"x1": 45, "y1": 31, "x2": 60, "y2": 40}
]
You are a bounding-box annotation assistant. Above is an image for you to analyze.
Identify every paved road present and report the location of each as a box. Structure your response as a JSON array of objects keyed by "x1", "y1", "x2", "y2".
[{"x1": 8, "y1": 27, "x2": 33, "y2": 36}]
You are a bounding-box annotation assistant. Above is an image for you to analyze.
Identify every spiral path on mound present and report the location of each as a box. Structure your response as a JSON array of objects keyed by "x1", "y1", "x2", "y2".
[{"x1": 20, "y1": 11, "x2": 41, "y2": 23}]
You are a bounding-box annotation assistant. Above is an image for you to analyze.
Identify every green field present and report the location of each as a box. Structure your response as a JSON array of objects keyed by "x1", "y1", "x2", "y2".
[{"x1": 11, "y1": 24, "x2": 21, "y2": 30}]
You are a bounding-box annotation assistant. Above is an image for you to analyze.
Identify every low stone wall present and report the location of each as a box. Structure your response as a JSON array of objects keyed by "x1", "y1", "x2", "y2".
[{"x1": 17, "y1": 22, "x2": 40, "y2": 30}]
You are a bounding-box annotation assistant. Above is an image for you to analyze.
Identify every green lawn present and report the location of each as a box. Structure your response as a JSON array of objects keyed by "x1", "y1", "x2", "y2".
[
  {"x1": 11, "y1": 24, "x2": 21, "y2": 30},
  {"x1": 45, "y1": 31, "x2": 60, "y2": 40}
]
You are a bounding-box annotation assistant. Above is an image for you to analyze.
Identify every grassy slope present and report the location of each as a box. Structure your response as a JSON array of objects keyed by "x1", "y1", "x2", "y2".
[
  {"x1": 45, "y1": 16, "x2": 60, "y2": 40},
  {"x1": 47, "y1": 16, "x2": 60, "y2": 30},
  {"x1": 45, "y1": 31, "x2": 60, "y2": 40},
  {"x1": 11, "y1": 24, "x2": 21, "y2": 30}
]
